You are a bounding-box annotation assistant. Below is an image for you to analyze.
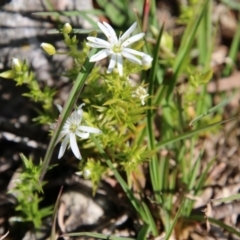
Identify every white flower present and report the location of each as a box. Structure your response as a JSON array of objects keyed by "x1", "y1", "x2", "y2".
[
  {"x1": 86, "y1": 22, "x2": 151, "y2": 76},
  {"x1": 55, "y1": 104, "x2": 101, "y2": 160},
  {"x1": 132, "y1": 86, "x2": 149, "y2": 105}
]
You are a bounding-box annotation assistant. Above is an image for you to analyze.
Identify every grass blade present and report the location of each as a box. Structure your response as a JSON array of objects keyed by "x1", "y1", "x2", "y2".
[{"x1": 156, "y1": 117, "x2": 237, "y2": 150}]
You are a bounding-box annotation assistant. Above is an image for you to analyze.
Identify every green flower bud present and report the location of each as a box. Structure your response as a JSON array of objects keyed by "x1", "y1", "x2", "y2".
[
  {"x1": 0, "y1": 70, "x2": 16, "y2": 79},
  {"x1": 62, "y1": 22, "x2": 72, "y2": 34},
  {"x1": 71, "y1": 35, "x2": 77, "y2": 44},
  {"x1": 11, "y1": 58, "x2": 22, "y2": 72},
  {"x1": 41, "y1": 43, "x2": 56, "y2": 55}
]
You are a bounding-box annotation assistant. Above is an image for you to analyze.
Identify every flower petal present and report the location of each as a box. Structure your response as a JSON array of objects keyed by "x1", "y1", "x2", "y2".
[
  {"x1": 121, "y1": 51, "x2": 141, "y2": 65},
  {"x1": 56, "y1": 104, "x2": 63, "y2": 113},
  {"x1": 70, "y1": 133, "x2": 81, "y2": 159},
  {"x1": 78, "y1": 125, "x2": 102, "y2": 134},
  {"x1": 122, "y1": 48, "x2": 145, "y2": 57},
  {"x1": 55, "y1": 131, "x2": 67, "y2": 145},
  {"x1": 76, "y1": 131, "x2": 90, "y2": 139},
  {"x1": 86, "y1": 43, "x2": 110, "y2": 49},
  {"x1": 58, "y1": 134, "x2": 69, "y2": 159},
  {"x1": 89, "y1": 49, "x2": 112, "y2": 62},
  {"x1": 107, "y1": 53, "x2": 117, "y2": 73},
  {"x1": 87, "y1": 37, "x2": 110, "y2": 48},
  {"x1": 117, "y1": 53, "x2": 123, "y2": 76},
  {"x1": 102, "y1": 22, "x2": 118, "y2": 44},
  {"x1": 119, "y1": 22, "x2": 137, "y2": 43},
  {"x1": 97, "y1": 22, "x2": 112, "y2": 39},
  {"x1": 122, "y1": 33, "x2": 145, "y2": 47}
]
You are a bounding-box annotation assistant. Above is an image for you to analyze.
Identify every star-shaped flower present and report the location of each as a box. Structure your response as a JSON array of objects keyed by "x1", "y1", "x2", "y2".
[
  {"x1": 132, "y1": 86, "x2": 149, "y2": 105},
  {"x1": 86, "y1": 22, "x2": 152, "y2": 76},
  {"x1": 55, "y1": 104, "x2": 101, "y2": 159}
]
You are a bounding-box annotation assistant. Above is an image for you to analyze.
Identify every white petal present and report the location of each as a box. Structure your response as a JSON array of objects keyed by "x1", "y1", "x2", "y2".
[
  {"x1": 55, "y1": 131, "x2": 67, "y2": 145},
  {"x1": 122, "y1": 48, "x2": 145, "y2": 57},
  {"x1": 102, "y1": 22, "x2": 118, "y2": 44},
  {"x1": 97, "y1": 22, "x2": 112, "y2": 39},
  {"x1": 76, "y1": 103, "x2": 85, "y2": 115},
  {"x1": 56, "y1": 104, "x2": 62, "y2": 113},
  {"x1": 58, "y1": 134, "x2": 69, "y2": 159},
  {"x1": 122, "y1": 33, "x2": 145, "y2": 47},
  {"x1": 86, "y1": 43, "x2": 110, "y2": 49},
  {"x1": 76, "y1": 131, "x2": 90, "y2": 139},
  {"x1": 90, "y1": 49, "x2": 112, "y2": 62},
  {"x1": 78, "y1": 125, "x2": 102, "y2": 134},
  {"x1": 117, "y1": 53, "x2": 123, "y2": 76},
  {"x1": 119, "y1": 22, "x2": 137, "y2": 43},
  {"x1": 87, "y1": 37, "x2": 110, "y2": 48},
  {"x1": 121, "y1": 51, "x2": 141, "y2": 65},
  {"x1": 107, "y1": 54, "x2": 117, "y2": 73},
  {"x1": 70, "y1": 133, "x2": 81, "y2": 159}
]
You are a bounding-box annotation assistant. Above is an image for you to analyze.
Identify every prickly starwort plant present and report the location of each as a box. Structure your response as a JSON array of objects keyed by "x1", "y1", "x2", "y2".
[
  {"x1": 0, "y1": 58, "x2": 56, "y2": 124},
  {"x1": 8, "y1": 154, "x2": 52, "y2": 229}
]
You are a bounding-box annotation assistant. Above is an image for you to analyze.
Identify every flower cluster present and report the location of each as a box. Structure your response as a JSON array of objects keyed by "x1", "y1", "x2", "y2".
[
  {"x1": 86, "y1": 22, "x2": 152, "y2": 76},
  {"x1": 55, "y1": 104, "x2": 101, "y2": 160}
]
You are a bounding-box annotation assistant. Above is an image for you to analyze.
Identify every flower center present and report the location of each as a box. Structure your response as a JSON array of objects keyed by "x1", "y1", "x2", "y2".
[
  {"x1": 112, "y1": 44, "x2": 122, "y2": 53},
  {"x1": 69, "y1": 123, "x2": 78, "y2": 133}
]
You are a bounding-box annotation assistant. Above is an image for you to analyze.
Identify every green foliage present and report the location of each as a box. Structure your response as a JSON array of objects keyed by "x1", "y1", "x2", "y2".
[
  {"x1": 81, "y1": 158, "x2": 107, "y2": 195},
  {"x1": 0, "y1": 59, "x2": 56, "y2": 124},
  {"x1": 8, "y1": 154, "x2": 52, "y2": 229}
]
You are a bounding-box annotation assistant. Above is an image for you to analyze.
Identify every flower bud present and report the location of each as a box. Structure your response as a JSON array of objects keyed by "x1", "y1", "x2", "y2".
[
  {"x1": 141, "y1": 54, "x2": 153, "y2": 70},
  {"x1": 71, "y1": 35, "x2": 77, "y2": 44},
  {"x1": 62, "y1": 22, "x2": 72, "y2": 34},
  {"x1": 83, "y1": 169, "x2": 91, "y2": 179},
  {"x1": 41, "y1": 43, "x2": 56, "y2": 55},
  {"x1": 11, "y1": 58, "x2": 22, "y2": 72},
  {"x1": 0, "y1": 70, "x2": 16, "y2": 79}
]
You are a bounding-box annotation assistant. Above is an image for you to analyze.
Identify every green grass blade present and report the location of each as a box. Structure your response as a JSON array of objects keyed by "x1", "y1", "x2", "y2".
[
  {"x1": 137, "y1": 224, "x2": 150, "y2": 240},
  {"x1": 147, "y1": 23, "x2": 164, "y2": 204},
  {"x1": 198, "y1": 0, "x2": 212, "y2": 67},
  {"x1": 33, "y1": 9, "x2": 104, "y2": 17},
  {"x1": 223, "y1": 19, "x2": 240, "y2": 76},
  {"x1": 47, "y1": 28, "x2": 102, "y2": 34},
  {"x1": 166, "y1": 0, "x2": 208, "y2": 99},
  {"x1": 190, "y1": 215, "x2": 240, "y2": 238},
  {"x1": 165, "y1": 196, "x2": 186, "y2": 240},
  {"x1": 50, "y1": 186, "x2": 63, "y2": 240},
  {"x1": 211, "y1": 193, "x2": 240, "y2": 203},
  {"x1": 156, "y1": 117, "x2": 237, "y2": 150},
  {"x1": 63, "y1": 232, "x2": 135, "y2": 240},
  {"x1": 33, "y1": 11, "x2": 102, "y2": 28},
  {"x1": 220, "y1": 0, "x2": 240, "y2": 10},
  {"x1": 142, "y1": 202, "x2": 158, "y2": 236},
  {"x1": 188, "y1": 150, "x2": 203, "y2": 191},
  {"x1": 189, "y1": 96, "x2": 233, "y2": 126}
]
